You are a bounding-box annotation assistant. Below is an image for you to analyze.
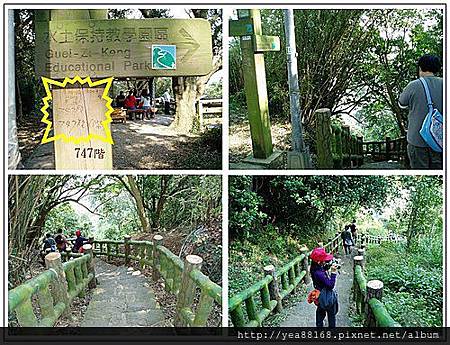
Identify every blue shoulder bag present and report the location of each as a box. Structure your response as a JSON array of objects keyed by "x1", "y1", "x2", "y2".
[{"x1": 419, "y1": 77, "x2": 443, "y2": 152}]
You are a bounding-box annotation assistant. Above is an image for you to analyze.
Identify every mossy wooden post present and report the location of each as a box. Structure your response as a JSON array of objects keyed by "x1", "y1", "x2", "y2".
[
  {"x1": 332, "y1": 123, "x2": 343, "y2": 168},
  {"x1": 124, "y1": 235, "x2": 131, "y2": 266},
  {"x1": 357, "y1": 136, "x2": 364, "y2": 166},
  {"x1": 45, "y1": 252, "x2": 70, "y2": 316},
  {"x1": 106, "y1": 242, "x2": 111, "y2": 261},
  {"x1": 300, "y1": 246, "x2": 311, "y2": 284},
  {"x1": 354, "y1": 254, "x2": 365, "y2": 272},
  {"x1": 174, "y1": 255, "x2": 203, "y2": 326},
  {"x1": 232, "y1": 9, "x2": 275, "y2": 160},
  {"x1": 353, "y1": 255, "x2": 364, "y2": 314},
  {"x1": 263, "y1": 264, "x2": 282, "y2": 313},
  {"x1": 342, "y1": 125, "x2": 351, "y2": 167},
  {"x1": 366, "y1": 280, "x2": 384, "y2": 327},
  {"x1": 357, "y1": 248, "x2": 365, "y2": 259},
  {"x1": 315, "y1": 108, "x2": 333, "y2": 169},
  {"x1": 385, "y1": 137, "x2": 391, "y2": 161},
  {"x1": 152, "y1": 235, "x2": 163, "y2": 281},
  {"x1": 83, "y1": 244, "x2": 97, "y2": 288}
]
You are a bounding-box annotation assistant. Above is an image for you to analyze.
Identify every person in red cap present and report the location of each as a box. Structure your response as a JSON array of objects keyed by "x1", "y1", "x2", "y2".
[
  {"x1": 72, "y1": 230, "x2": 88, "y2": 253},
  {"x1": 309, "y1": 247, "x2": 339, "y2": 328}
]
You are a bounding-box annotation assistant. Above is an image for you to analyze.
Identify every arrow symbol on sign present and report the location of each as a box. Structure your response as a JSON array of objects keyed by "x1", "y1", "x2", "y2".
[{"x1": 177, "y1": 28, "x2": 201, "y2": 62}]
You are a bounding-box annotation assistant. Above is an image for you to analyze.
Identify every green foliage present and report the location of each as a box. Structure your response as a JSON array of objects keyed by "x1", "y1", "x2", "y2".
[
  {"x1": 229, "y1": 176, "x2": 266, "y2": 240},
  {"x1": 229, "y1": 9, "x2": 443, "y2": 141},
  {"x1": 230, "y1": 176, "x2": 392, "y2": 242},
  {"x1": 366, "y1": 238, "x2": 443, "y2": 326},
  {"x1": 204, "y1": 81, "x2": 222, "y2": 99}
]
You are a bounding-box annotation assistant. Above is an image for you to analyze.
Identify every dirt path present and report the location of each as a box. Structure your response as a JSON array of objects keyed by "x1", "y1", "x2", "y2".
[
  {"x1": 80, "y1": 259, "x2": 164, "y2": 327},
  {"x1": 279, "y1": 253, "x2": 353, "y2": 327},
  {"x1": 22, "y1": 114, "x2": 215, "y2": 170}
]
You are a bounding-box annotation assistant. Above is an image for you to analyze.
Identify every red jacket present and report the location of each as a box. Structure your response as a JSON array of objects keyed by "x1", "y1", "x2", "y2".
[{"x1": 124, "y1": 96, "x2": 136, "y2": 108}]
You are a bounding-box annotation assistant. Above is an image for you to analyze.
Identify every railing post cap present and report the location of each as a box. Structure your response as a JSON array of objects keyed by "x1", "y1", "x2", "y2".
[
  {"x1": 186, "y1": 254, "x2": 203, "y2": 265},
  {"x1": 82, "y1": 243, "x2": 92, "y2": 251},
  {"x1": 354, "y1": 255, "x2": 364, "y2": 262},
  {"x1": 45, "y1": 252, "x2": 61, "y2": 261},
  {"x1": 124, "y1": 235, "x2": 132, "y2": 240},
  {"x1": 153, "y1": 234, "x2": 163, "y2": 241},
  {"x1": 367, "y1": 280, "x2": 383, "y2": 290},
  {"x1": 263, "y1": 264, "x2": 275, "y2": 272}
]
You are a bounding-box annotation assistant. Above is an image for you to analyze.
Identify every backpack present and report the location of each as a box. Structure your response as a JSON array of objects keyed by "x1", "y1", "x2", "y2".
[
  {"x1": 318, "y1": 288, "x2": 338, "y2": 311},
  {"x1": 419, "y1": 77, "x2": 443, "y2": 152}
]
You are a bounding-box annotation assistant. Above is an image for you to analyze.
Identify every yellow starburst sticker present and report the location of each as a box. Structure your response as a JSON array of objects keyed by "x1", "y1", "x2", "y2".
[{"x1": 40, "y1": 76, "x2": 115, "y2": 145}]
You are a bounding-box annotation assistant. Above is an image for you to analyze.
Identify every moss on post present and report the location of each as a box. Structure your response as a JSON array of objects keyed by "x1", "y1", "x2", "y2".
[
  {"x1": 152, "y1": 235, "x2": 163, "y2": 282},
  {"x1": 230, "y1": 304, "x2": 245, "y2": 327},
  {"x1": 74, "y1": 265, "x2": 85, "y2": 297},
  {"x1": 193, "y1": 289, "x2": 215, "y2": 326},
  {"x1": 263, "y1": 265, "x2": 282, "y2": 313},
  {"x1": 37, "y1": 284, "x2": 55, "y2": 321},
  {"x1": 124, "y1": 235, "x2": 131, "y2": 266},
  {"x1": 174, "y1": 254, "x2": 203, "y2": 326},
  {"x1": 366, "y1": 280, "x2": 384, "y2": 327},
  {"x1": 315, "y1": 108, "x2": 334, "y2": 169},
  {"x1": 300, "y1": 246, "x2": 311, "y2": 284},
  {"x1": 83, "y1": 244, "x2": 97, "y2": 288},
  {"x1": 45, "y1": 252, "x2": 70, "y2": 316}
]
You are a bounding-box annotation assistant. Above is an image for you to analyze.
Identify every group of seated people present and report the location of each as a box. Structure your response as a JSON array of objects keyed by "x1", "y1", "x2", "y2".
[
  {"x1": 41, "y1": 230, "x2": 90, "y2": 263},
  {"x1": 115, "y1": 89, "x2": 157, "y2": 120}
]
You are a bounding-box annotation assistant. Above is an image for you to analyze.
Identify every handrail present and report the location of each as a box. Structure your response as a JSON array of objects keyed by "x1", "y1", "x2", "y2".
[
  {"x1": 315, "y1": 108, "x2": 407, "y2": 168},
  {"x1": 353, "y1": 247, "x2": 401, "y2": 327},
  {"x1": 92, "y1": 235, "x2": 222, "y2": 327},
  {"x1": 8, "y1": 247, "x2": 95, "y2": 327}
]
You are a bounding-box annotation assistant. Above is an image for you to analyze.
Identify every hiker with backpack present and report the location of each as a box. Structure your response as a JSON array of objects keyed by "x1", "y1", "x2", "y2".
[
  {"x1": 341, "y1": 225, "x2": 354, "y2": 255},
  {"x1": 72, "y1": 230, "x2": 89, "y2": 253},
  {"x1": 308, "y1": 247, "x2": 339, "y2": 328},
  {"x1": 40, "y1": 233, "x2": 57, "y2": 264},
  {"x1": 54, "y1": 230, "x2": 69, "y2": 252},
  {"x1": 398, "y1": 54, "x2": 443, "y2": 169}
]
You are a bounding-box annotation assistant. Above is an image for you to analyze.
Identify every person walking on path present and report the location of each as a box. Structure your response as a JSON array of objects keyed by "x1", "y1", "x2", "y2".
[
  {"x1": 341, "y1": 225, "x2": 353, "y2": 255},
  {"x1": 309, "y1": 248, "x2": 339, "y2": 328},
  {"x1": 163, "y1": 89, "x2": 172, "y2": 115},
  {"x1": 398, "y1": 54, "x2": 443, "y2": 169},
  {"x1": 349, "y1": 219, "x2": 358, "y2": 243}
]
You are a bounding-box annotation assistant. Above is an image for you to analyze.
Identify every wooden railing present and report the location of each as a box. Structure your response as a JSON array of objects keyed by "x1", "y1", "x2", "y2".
[
  {"x1": 315, "y1": 108, "x2": 407, "y2": 168},
  {"x1": 352, "y1": 246, "x2": 401, "y2": 327},
  {"x1": 359, "y1": 233, "x2": 407, "y2": 246},
  {"x1": 8, "y1": 245, "x2": 96, "y2": 327},
  {"x1": 228, "y1": 233, "x2": 341, "y2": 327},
  {"x1": 92, "y1": 235, "x2": 222, "y2": 327},
  {"x1": 197, "y1": 98, "x2": 222, "y2": 131},
  {"x1": 362, "y1": 137, "x2": 407, "y2": 163}
]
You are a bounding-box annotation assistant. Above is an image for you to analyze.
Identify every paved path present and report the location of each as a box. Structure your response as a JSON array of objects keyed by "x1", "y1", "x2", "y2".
[
  {"x1": 80, "y1": 259, "x2": 164, "y2": 327},
  {"x1": 359, "y1": 161, "x2": 406, "y2": 169},
  {"x1": 280, "y1": 253, "x2": 353, "y2": 327}
]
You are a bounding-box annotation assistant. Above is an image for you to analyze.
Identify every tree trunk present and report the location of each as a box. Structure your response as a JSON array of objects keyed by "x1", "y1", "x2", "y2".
[
  {"x1": 126, "y1": 176, "x2": 151, "y2": 232},
  {"x1": 152, "y1": 176, "x2": 171, "y2": 229},
  {"x1": 171, "y1": 76, "x2": 200, "y2": 133}
]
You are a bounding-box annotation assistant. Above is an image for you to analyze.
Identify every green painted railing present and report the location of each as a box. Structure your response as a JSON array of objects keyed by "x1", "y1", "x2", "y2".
[
  {"x1": 92, "y1": 235, "x2": 222, "y2": 327},
  {"x1": 229, "y1": 233, "x2": 341, "y2": 327},
  {"x1": 8, "y1": 245, "x2": 95, "y2": 327},
  {"x1": 352, "y1": 242, "x2": 401, "y2": 327},
  {"x1": 315, "y1": 108, "x2": 407, "y2": 169}
]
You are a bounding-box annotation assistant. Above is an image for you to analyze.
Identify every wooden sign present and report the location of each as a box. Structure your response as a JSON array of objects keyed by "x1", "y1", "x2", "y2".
[
  {"x1": 229, "y1": 18, "x2": 254, "y2": 36},
  {"x1": 253, "y1": 35, "x2": 280, "y2": 53},
  {"x1": 52, "y1": 87, "x2": 113, "y2": 169},
  {"x1": 35, "y1": 18, "x2": 213, "y2": 78}
]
